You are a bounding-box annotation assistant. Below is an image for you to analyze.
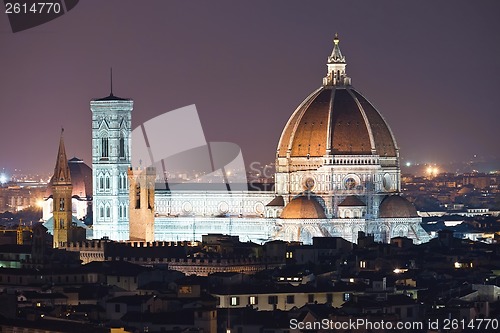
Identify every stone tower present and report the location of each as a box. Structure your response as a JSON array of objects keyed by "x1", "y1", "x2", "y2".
[
  {"x1": 52, "y1": 130, "x2": 73, "y2": 248},
  {"x1": 128, "y1": 167, "x2": 156, "y2": 242},
  {"x1": 90, "y1": 87, "x2": 132, "y2": 241}
]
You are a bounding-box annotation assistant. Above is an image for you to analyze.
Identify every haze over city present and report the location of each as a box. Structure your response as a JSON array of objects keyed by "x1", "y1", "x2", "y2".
[{"x1": 0, "y1": 0, "x2": 499, "y2": 175}]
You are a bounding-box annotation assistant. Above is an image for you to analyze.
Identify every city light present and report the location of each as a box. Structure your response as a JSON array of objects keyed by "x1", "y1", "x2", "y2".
[
  {"x1": 426, "y1": 166, "x2": 439, "y2": 177},
  {"x1": 0, "y1": 173, "x2": 8, "y2": 184},
  {"x1": 405, "y1": 162, "x2": 412, "y2": 167}
]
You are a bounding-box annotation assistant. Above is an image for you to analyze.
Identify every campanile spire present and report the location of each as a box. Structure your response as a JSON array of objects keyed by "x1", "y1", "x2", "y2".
[{"x1": 53, "y1": 128, "x2": 71, "y2": 185}]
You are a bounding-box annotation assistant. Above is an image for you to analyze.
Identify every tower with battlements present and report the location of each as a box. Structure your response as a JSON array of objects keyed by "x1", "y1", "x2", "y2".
[{"x1": 128, "y1": 167, "x2": 156, "y2": 242}]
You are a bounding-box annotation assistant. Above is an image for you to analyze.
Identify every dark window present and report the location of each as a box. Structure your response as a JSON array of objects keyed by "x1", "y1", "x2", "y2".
[
  {"x1": 105, "y1": 177, "x2": 110, "y2": 189},
  {"x1": 115, "y1": 304, "x2": 120, "y2": 313},
  {"x1": 327, "y1": 293, "x2": 333, "y2": 303},
  {"x1": 286, "y1": 295, "x2": 295, "y2": 304},
  {"x1": 119, "y1": 137, "x2": 125, "y2": 158},
  {"x1": 268, "y1": 295, "x2": 277, "y2": 305},
  {"x1": 106, "y1": 207, "x2": 110, "y2": 218},
  {"x1": 308, "y1": 294, "x2": 314, "y2": 303},
  {"x1": 135, "y1": 184, "x2": 141, "y2": 209},
  {"x1": 101, "y1": 138, "x2": 109, "y2": 158}
]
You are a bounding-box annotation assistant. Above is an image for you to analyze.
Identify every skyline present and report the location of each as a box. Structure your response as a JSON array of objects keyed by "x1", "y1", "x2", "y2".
[{"x1": 1, "y1": 1, "x2": 500, "y2": 174}]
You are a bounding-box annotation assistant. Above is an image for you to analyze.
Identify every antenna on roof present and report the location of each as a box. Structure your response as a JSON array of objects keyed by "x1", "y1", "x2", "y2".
[{"x1": 110, "y1": 67, "x2": 113, "y2": 96}]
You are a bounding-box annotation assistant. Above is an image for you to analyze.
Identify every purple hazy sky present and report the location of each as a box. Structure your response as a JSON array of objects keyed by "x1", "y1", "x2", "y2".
[{"x1": 0, "y1": 0, "x2": 499, "y2": 175}]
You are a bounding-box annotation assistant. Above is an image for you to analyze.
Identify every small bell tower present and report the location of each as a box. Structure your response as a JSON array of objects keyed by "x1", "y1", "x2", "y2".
[{"x1": 52, "y1": 129, "x2": 73, "y2": 248}]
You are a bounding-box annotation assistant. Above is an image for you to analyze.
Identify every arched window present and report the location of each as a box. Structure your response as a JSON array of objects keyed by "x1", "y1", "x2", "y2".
[
  {"x1": 106, "y1": 207, "x2": 111, "y2": 218},
  {"x1": 100, "y1": 206, "x2": 104, "y2": 218},
  {"x1": 99, "y1": 177, "x2": 104, "y2": 189},
  {"x1": 105, "y1": 176, "x2": 110, "y2": 190},
  {"x1": 59, "y1": 198, "x2": 65, "y2": 211}
]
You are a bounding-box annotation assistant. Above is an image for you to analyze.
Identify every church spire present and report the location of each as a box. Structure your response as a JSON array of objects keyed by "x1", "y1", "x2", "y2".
[
  {"x1": 53, "y1": 128, "x2": 71, "y2": 185},
  {"x1": 323, "y1": 34, "x2": 351, "y2": 86}
]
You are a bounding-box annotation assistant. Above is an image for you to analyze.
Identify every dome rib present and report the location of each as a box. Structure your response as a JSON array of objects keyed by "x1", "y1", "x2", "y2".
[
  {"x1": 347, "y1": 88, "x2": 376, "y2": 153},
  {"x1": 290, "y1": 89, "x2": 331, "y2": 157},
  {"x1": 277, "y1": 87, "x2": 323, "y2": 158},
  {"x1": 351, "y1": 90, "x2": 399, "y2": 156},
  {"x1": 330, "y1": 88, "x2": 372, "y2": 155}
]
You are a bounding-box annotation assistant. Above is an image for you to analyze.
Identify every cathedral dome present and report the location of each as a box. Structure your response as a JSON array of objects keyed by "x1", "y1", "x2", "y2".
[
  {"x1": 277, "y1": 36, "x2": 397, "y2": 160},
  {"x1": 280, "y1": 196, "x2": 326, "y2": 219},
  {"x1": 379, "y1": 195, "x2": 418, "y2": 218}
]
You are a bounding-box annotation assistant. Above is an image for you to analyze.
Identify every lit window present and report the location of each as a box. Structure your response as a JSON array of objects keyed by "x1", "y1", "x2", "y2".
[
  {"x1": 249, "y1": 296, "x2": 258, "y2": 305},
  {"x1": 230, "y1": 297, "x2": 239, "y2": 306},
  {"x1": 343, "y1": 293, "x2": 351, "y2": 302}
]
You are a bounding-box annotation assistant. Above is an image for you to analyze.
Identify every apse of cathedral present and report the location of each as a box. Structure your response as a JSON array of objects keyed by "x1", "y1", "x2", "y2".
[{"x1": 43, "y1": 37, "x2": 430, "y2": 245}]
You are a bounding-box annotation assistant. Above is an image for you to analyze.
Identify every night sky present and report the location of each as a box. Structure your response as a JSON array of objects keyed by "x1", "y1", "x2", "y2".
[{"x1": 1, "y1": 0, "x2": 499, "y2": 175}]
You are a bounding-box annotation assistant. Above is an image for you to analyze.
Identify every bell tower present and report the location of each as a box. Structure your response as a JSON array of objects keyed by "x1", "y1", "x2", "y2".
[
  {"x1": 90, "y1": 77, "x2": 132, "y2": 241},
  {"x1": 52, "y1": 130, "x2": 73, "y2": 248}
]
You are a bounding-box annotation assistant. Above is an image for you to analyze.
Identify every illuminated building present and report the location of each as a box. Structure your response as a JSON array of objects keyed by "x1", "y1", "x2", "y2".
[{"x1": 82, "y1": 36, "x2": 431, "y2": 244}]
